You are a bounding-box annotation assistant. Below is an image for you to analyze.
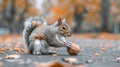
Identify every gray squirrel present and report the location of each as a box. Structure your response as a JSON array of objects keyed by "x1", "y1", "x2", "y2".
[{"x1": 23, "y1": 16, "x2": 72, "y2": 55}]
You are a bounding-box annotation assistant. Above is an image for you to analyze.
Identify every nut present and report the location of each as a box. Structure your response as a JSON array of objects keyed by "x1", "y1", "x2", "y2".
[{"x1": 67, "y1": 43, "x2": 80, "y2": 55}]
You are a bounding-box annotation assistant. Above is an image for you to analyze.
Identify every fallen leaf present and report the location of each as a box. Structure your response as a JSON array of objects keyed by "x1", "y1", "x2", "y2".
[
  {"x1": 34, "y1": 61, "x2": 86, "y2": 67},
  {"x1": 5, "y1": 54, "x2": 21, "y2": 59},
  {"x1": 13, "y1": 48, "x2": 21, "y2": 52},
  {"x1": 52, "y1": 54, "x2": 57, "y2": 57},
  {"x1": 5, "y1": 47, "x2": 11, "y2": 51},
  {"x1": 0, "y1": 48, "x2": 6, "y2": 51},
  {"x1": 0, "y1": 57, "x2": 2, "y2": 61},
  {"x1": 20, "y1": 48, "x2": 28, "y2": 53},
  {"x1": 0, "y1": 51, "x2": 4, "y2": 54},
  {"x1": 62, "y1": 57, "x2": 77, "y2": 63},
  {"x1": 95, "y1": 52, "x2": 99, "y2": 57},
  {"x1": 101, "y1": 47, "x2": 106, "y2": 51},
  {"x1": 50, "y1": 62, "x2": 64, "y2": 67}
]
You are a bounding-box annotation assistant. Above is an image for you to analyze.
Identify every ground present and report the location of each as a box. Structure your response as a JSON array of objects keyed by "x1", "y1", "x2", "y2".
[{"x1": 0, "y1": 33, "x2": 120, "y2": 67}]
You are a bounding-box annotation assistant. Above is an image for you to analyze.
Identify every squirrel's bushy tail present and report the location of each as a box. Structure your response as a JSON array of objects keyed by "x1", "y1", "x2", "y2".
[{"x1": 23, "y1": 16, "x2": 47, "y2": 47}]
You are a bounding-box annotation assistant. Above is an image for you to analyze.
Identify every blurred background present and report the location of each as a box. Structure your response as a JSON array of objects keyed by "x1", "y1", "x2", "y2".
[{"x1": 0, "y1": 0, "x2": 120, "y2": 34}]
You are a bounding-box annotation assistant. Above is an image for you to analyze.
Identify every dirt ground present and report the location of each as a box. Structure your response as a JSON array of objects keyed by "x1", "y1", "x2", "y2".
[{"x1": 0, "y1": 34, "x2": 120, "y2": 67}]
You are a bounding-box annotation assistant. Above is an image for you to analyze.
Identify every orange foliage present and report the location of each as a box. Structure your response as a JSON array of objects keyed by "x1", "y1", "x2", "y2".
[
  {"x1": 111, "y1": 0, "x2": 120, "y2": 23},
  {"x1": 49, "y1": 0, "x2": 101, "y2": 27},
  {"x1": 50, "y1": 1, "x2": 73, "y2": 27}
]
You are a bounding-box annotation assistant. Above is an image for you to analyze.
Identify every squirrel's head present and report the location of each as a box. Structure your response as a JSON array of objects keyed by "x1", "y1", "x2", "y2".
[{"x1": 56, "y1": 18, "x2": 72, "y2": 37}]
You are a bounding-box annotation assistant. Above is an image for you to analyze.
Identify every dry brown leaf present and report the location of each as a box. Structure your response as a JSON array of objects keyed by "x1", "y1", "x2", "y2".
[
  {"x1": 20, "y1": 48, "x2": 28, "y2": 53},
  {"x1": 0, "y1": 51, "x2": 4, "y2": 54},
  {"x1": 0, "y1": 48, "x2": 6, "y2": 51},
  {"x1": 0, "y1": 48, "x2": 8, "y2": 54},
  {"x1": 5, "y1": 47, "x2": 11, "y2": 50},
  {"x1": 52, "y1": 54, "x2": 57, "y2": 57},
  {"x1": 101, "y1": 47, "x2": 106, "y2": 51},
  {"x1": 62, "y1": 57, "x2": 77, "y2": 63},
  {"x1": 95, "y1": 52, "x2": 99, "y2": 57},
  {"x1": 5, "y1": 54, "x2": 21, "y2": 59},
  {"x1": 13, "y1": 48, "x2": 21, "y2": 52},
  {"x1": 0, "y1": 57, "x2": 2, "y2": 61},
  {"x1": 34, "y1": 62, "x2": 64, "y2": 67},
  {"x1": 34, "y1": 61, "x2": 86, "y2": 67},
  {"x1": 50, "y1": 62, "x2": 64, "y2": 67}
]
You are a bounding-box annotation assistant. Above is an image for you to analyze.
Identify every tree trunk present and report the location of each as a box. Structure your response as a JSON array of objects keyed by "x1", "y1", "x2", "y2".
[
  {"x1": 16, "y1": 0, "x2": 28, "y2": 33},
  {"x1": 73, "y1": 6, "x2": 87, "y2": 33},
  {"x1": 73, "y1": 13, "x2": 84, "y2": 33},
  {"x1": 101, "y1": 0, "x2": 111, "y2": 32},
  {"x1": 2, "y1": 0, "x2": 16, "y2": 33}
]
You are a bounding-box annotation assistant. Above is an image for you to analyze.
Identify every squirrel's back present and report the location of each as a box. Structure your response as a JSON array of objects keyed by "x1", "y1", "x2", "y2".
[{"x1": 23, "y1": 16, "x2": 47, "y2": 47}]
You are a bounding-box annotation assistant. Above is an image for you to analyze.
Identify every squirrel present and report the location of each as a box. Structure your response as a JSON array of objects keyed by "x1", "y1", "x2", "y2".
[{"x1": 23, "y1": 16, "x2": 72, "y2": 55}]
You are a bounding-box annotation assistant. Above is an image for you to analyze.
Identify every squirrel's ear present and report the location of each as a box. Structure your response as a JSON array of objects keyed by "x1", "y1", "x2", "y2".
[
  {"x1": 58, "y1": 18, "x2": 62, "y2": 25},
  {"x1": 62, "y1": 19, "x2": 66, "y2": 23}
]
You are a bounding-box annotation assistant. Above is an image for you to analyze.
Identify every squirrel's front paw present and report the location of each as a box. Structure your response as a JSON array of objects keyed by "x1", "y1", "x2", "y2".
[
  {"x1": 33, "y1": 51, "x2": 41, "y2": 55},
  {"x1": 33, "y1": 49, "x2": 41, "y2": 55}
]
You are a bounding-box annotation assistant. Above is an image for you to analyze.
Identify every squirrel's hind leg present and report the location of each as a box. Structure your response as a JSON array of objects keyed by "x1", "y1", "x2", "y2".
[
  {"x1": 40, "y1": 40, "x2": 57, "y2": 55},
  {"x1": 29, "y1": 39, "x2": 42, "y2": 55},
  {"x1": 29, "y1": 39, "x2": 49, "y2": 55}
]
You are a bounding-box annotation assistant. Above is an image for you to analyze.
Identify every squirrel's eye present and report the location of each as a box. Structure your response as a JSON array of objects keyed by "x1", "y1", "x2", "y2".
[{"x1": 62, "y1": 27, "x2": 66, "y2": 30}]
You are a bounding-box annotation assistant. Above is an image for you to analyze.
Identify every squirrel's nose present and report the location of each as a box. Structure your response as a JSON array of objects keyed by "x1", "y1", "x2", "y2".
[{"x1": 68, "y1": 32, "x2": 72, "y2": 37}]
